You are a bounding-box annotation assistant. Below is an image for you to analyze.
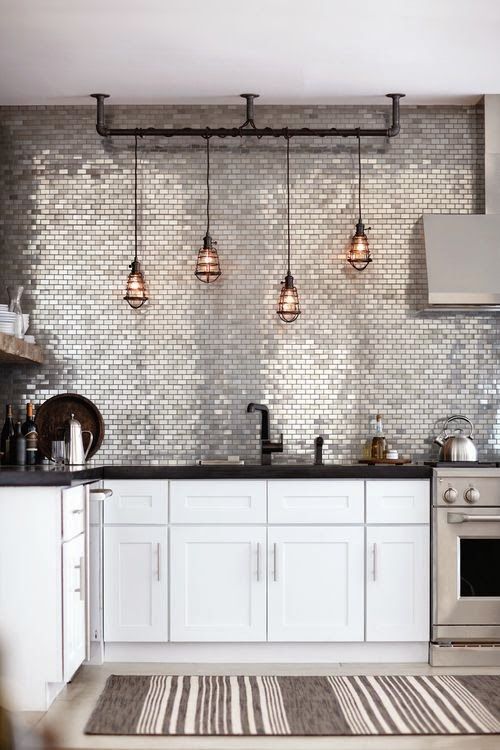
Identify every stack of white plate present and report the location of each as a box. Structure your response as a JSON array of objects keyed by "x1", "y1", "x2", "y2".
[{"x1": 0, "y1": 309, "x2": 16, "y2": 335}]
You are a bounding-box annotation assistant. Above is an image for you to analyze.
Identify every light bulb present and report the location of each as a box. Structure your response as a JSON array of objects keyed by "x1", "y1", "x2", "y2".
[
  {"x1": 124, "y1": 260, "x2": 148, "y2": 309},
  {"x1": 347, "y1": 222, "x2": 372, "y2": 271},
  {"x1": 195, "y1": 234, "x2": 221, "y2": 283},
  {"x1": 277, "y1": 273, "x2": 301, "y2": 323}
]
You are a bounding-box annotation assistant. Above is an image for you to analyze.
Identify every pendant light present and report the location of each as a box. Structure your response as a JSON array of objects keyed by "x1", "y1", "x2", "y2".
[
  {"x1": 195, "y1": 137, "x2": 221, "y2": 283},
  {"x1": 124, "y1": 135, "x2": 149, "y2": 308},
  {"x1": 277, "y1": 136, "x2": 301, "y2": 323},
  {"x1": 347, "y1": 133, "x2": 372, "y2": 271}
]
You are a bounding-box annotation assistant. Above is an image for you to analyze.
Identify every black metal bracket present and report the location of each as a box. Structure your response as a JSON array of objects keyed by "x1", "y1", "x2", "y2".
[{"x1": 90, "y1": 93, "x2": 405, "y2": 140}]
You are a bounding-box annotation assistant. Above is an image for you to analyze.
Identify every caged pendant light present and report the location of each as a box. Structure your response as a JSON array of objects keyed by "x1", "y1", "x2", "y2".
[
  {"x1": 347, "y1": 133, "x2": 372, "y2": 271},
  {"x1": 277, "y1": 136, "x2": 301, "y2": 323},
  {"x1": 124, "y1": 135, "x2": 149, "y2": 308},
  {"x1": 195, "y1": 137, "x2": 222, "y2": 283}
]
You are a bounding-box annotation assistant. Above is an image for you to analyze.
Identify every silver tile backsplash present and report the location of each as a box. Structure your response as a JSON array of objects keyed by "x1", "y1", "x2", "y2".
[{"x1": 1, "y1": 102, "x2": 496, "y2": 464}]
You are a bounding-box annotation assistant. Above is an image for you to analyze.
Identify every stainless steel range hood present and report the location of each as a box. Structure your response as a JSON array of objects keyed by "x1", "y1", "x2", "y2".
[{"x1": 423, "y1": 95, "x2": 500, "y2": 311}]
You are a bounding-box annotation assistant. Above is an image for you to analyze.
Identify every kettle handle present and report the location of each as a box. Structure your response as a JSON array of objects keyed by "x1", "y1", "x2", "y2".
[
  {"x1": 82, "y1": 430, "x2": 94, "y2": 460},
  {"x1": 445, "y1": 414, "x2": 474, "y2": 439}
]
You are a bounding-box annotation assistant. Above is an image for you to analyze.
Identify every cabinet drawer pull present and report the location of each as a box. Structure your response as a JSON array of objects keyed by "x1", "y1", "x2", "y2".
[
  {"x1": 273, "y1": 543, "x2": 278, "y2": 582},
  {"x1": 72, "y1": 508, "x2": 84, "y2": 515},
  {"x1": 75, "y1": 556, "x2": 85, "y2": 600},
  {"x1": 89, "y1": 488, "x2": 113, "y2": 500},
  {"x1": 372, "y1": 543, "x2": 377, "y2": 581},
  {"x1": 256, "y1": 542, "x2": 261, "y2": 581},
  {"x1": 156, "y1": 543, "x2": 161, "y2": 581}
]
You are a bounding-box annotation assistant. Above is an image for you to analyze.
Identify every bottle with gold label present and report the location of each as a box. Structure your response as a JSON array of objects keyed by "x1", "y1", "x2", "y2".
[
  {"x1": 371, "y1": 413, "x2": 386, "y2": 460},
  {"x1": 22, "y1": 402, "x2": 38, "y2": 465}
]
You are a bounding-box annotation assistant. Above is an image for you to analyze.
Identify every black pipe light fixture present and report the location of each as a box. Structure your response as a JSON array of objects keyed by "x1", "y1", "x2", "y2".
[
  {"x1": 277, "y1": 136, "x2": 301, "y2": 323},
  {"x1": 124, "y1": 135, "x2": 149, "y2": 308},
  {"x1": 195, "y1": 137, "x2": 222, "y2": 283},
  {"x1": 347, "y1": 133, "x2": 372, "y2": 271}
]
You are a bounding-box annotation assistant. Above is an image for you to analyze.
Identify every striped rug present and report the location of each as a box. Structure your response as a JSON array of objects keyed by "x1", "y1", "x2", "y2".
[{"x1": 84, "y1": 674, "x2": 500, "y2": 736}]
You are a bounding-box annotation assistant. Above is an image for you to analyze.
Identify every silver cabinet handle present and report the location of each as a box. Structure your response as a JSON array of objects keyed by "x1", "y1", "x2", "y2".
[
  {"x1": 156, "y1": 542, "x2": 161, "y2": 581},
  {"x1": 256, "y1": 542, "x2": 261, "y2": 582},
  {"x1": 372, "y1": 543, "x2": 377, "y2": 581},
  {"x1": 273, "y1": 543, "x2": 278, "y2": 582},
  {"x1": 74, "y1": 556, "x2": 85, "y2": 600},
  {"x1": 448, "y1": 513, "x2": 500, "y2": 524},
  {"x1": 89, "y1": 488, "x2": 113, "y2": 500},
  {"x1": 72, "y1": 508, "x2": 84, "y2": 514}
]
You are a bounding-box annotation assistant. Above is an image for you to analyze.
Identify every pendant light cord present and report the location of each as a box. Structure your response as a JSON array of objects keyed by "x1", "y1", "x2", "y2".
[
  {"x1": 286, "y1": 134, "x2": 291, "y2": 276},
  {"x1": 357, "y1": 131, "x2": 362, "y2": 223},
  {"x1": 205, "y1": 136, "x2": 211, "y2": 236},
  {"x1": 134, "y1": 134, "x2": 138, "y2": 263}
]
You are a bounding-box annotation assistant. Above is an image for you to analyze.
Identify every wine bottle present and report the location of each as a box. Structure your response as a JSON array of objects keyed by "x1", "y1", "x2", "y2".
[
  {"x1": 0, "y1": 404, "x2": 15, "y2": 465},
  {"x1": 22, "y1": 402, "x2": 38, "y2": 465},
  {"x1": 13, "y1": 421, "x2": 26, "y2": 466}
]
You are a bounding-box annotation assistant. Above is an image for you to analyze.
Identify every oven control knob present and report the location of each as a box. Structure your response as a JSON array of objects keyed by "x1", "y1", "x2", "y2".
[
  {"x1": 464, "y1": 487, "x2": 480, "y2": 504},
  {"x1": 443, "y1": 487, "x2": 458, "y2": 503}
]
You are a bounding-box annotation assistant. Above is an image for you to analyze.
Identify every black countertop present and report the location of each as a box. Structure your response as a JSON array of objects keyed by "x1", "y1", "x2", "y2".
[{"x1": 0, "y1": 462, "x2": 434, "y2": 486}]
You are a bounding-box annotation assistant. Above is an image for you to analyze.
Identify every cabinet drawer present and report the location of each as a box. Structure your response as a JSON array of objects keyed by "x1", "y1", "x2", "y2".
[
  {"x1": 170, "y1": 480, "x2": 266, "y2": 524},
  {"x1": 366, "y1": 480, "x2": 430, "y2": 524},
  {"x1": 104, "y1": 480, "x2": 168, "y2": 525},
  {"x1": 62, "y1": 485, "x2": 85, "y2": 541},
  {"x1": 268, "y1": 480, "x2": 364, "y2": 524}
]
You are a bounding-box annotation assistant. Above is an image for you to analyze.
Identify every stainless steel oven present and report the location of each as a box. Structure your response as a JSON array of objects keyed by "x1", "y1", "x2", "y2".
[{"x1": 431, "y1": 468, "x2": 500, "y2": 665}]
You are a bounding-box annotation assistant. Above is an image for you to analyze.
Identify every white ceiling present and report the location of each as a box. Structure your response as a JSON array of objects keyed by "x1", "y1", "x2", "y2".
[{"x1": 0, "y1": 0, "x2": 499, "y2": 106}]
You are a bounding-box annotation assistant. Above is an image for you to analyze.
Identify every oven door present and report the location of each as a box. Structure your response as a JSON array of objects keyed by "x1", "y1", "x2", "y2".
[{"x1": 435, "y1": 507, "x2": 500, "y2": 627}]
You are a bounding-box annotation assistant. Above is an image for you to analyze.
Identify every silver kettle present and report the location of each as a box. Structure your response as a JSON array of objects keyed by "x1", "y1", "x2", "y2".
[
  {"x1": 434, "y1": 415, "x2": 478, "y2": 462},
  {"x1": 64, "y1": 413, "x2": 93, "y2": 465}
]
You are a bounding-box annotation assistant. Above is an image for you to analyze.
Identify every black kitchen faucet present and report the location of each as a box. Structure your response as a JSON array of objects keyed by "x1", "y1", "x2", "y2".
[{"x1": 246, "y1": 402, "x2": 283, "y2": 465}]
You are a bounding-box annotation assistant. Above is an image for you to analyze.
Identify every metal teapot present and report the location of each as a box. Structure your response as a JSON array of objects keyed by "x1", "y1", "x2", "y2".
[
  {"x1": 434, "y1": 415, "x2": 478, "y2": 462},
  {"x1": 64, "y1": 413, "x2": 93, "y2": 465}
]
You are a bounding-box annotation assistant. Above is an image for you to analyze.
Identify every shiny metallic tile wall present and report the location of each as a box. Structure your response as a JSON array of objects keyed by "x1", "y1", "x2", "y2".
[{"x1": 0, "y1": 102, "x2": 495, "y2": 464}]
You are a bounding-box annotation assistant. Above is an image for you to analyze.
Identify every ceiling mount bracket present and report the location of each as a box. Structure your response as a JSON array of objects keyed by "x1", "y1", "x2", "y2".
[
  {"x1": 240, "y1": 93, "x2": 260, "y2": 129},
  {"x1": 90, "y1": 92, "x2": 405, "y2": 140}
]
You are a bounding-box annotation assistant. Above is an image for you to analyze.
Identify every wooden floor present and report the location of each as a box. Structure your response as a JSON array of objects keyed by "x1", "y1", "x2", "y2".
[{"x1": 13, "y1": 662, "x2": 500, "y2": 750}]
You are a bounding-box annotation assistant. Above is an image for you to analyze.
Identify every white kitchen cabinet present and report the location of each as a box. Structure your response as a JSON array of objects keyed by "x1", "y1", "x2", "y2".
[
  {"x1": 62, "y1": 532, "x2": 86, "y2": 682},
  {"x1": 170, "y1": 526, "x2": 267, "y2": 641},
  {"x1": 104, "y1": 526, "x2": 168, "y2": 642},
  {"x1": 366, "y1": 480, "x2": 429, "y2": 524},
  {"x1": 170, "y1": 480, "x2": 266, "y2": 524},
  {"x1": 268, "y1": 526, "x2": 364, "y2": 642},
  {"x1": 366, "y1": 525, "x2": 430, "y2": 642},
  {"x1": 268, "y1": 480, "x2": 364, "y2": 524},
  {"x1": 104, "y1": 480, "x2": 168, "y2": 525}
]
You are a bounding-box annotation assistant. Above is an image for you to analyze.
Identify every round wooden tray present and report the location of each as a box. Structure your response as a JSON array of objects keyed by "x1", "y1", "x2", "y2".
[{"x1": 35, "y1": 393, "x2": 105, "y2": 461}]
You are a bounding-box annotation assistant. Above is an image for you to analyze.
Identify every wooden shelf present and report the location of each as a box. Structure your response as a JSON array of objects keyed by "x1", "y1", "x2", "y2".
[{"x1": 0, "y1": 332, "x2": 43, "y2": 364}]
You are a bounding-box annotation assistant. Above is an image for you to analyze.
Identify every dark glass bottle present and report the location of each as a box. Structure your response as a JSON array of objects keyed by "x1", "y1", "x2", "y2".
[
  {"x1": 22, "y1": 402, "x2": 38, "y2": 465},
  {"x1": 13, "y1": 421, "x2": 26, "y2": 466},
  {"x1": 0, "y1": 404, "x2": 15, "y2": 465}
]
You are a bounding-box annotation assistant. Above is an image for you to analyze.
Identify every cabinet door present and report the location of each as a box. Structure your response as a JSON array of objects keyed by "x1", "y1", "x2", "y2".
[
  {"x1": 104, "y1": 526, "x2": 168, "y2": 642},
  {"x1": 268, "y1": 526, "x2": 364, "y2": 642},
  {"x1": 104, "y1": 481, "x2": 168, "y2": 525},
  {"x1": 62, "y1": 533, "x2": 86, "y2": 682},
  {"x1": 170, "y1": 526, "x2": 266, "y2": 641},
  {"x1": 366, "y1": 525, "x2": 430, "y2": 642}
]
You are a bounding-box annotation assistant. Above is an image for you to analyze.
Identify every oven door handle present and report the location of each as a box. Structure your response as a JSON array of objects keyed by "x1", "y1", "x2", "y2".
[{"x1": 447, "y1": 512, "x2": 500, "y2": 524}]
